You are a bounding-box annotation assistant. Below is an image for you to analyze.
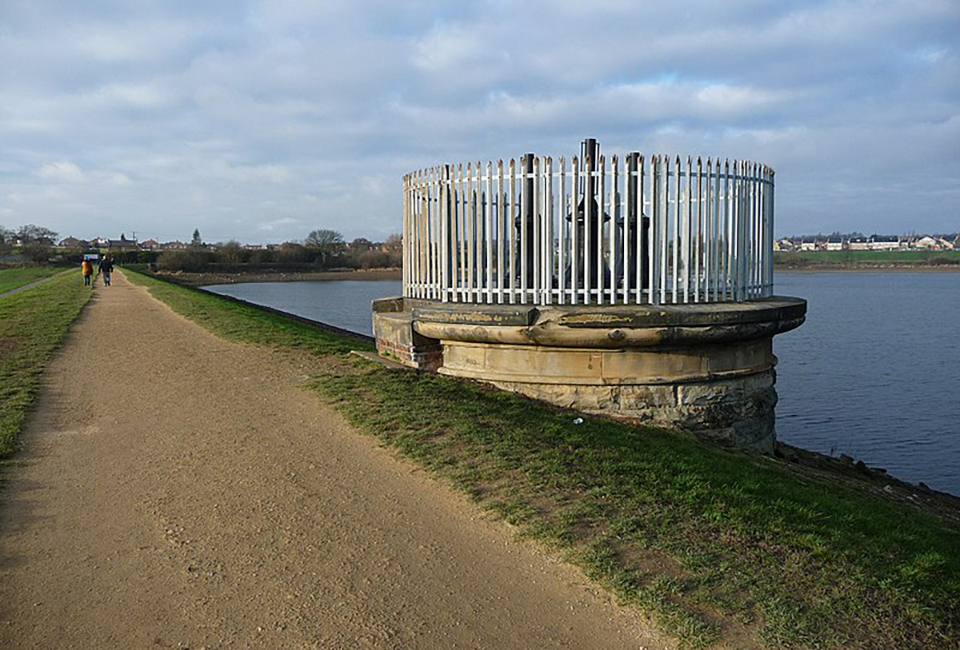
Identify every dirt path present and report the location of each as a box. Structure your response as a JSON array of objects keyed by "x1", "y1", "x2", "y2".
[{"x1": 0, "y1": 271, "x2": 667, "y2": 649}]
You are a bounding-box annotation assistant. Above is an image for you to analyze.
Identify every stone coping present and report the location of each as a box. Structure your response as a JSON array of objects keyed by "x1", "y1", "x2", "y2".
[
  {"x1": 371, "y1": 296, "x2": 806, "y2": 349},
  {"x1": 374, "y1": 296, "x2": 806, "y2": 329}
]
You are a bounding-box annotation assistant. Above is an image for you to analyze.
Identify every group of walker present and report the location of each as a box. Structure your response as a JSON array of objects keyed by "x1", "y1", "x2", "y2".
[{"x1": 80, "y1": 256, "x2": 114, "y2": 287}]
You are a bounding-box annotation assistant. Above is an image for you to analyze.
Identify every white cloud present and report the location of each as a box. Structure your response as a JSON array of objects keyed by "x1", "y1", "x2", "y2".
[
  {"x1": 38, "y1": 161, "x2": 85, "y2": 182},
  {"x1": 0, "y1": 0, "x2": 957, "y2": 242}
]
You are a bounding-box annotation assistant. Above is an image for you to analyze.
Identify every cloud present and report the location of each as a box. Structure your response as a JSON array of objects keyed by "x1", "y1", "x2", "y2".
[
  {"x1": 0, "y1": 0, "x2": 957, "y2": 243},
  {"x1": 38, "y1": 161, "x2": 85, "y2": 182}
]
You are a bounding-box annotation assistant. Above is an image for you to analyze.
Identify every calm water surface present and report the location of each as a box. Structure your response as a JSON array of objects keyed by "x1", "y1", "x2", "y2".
[
  {"x1": 205, "y1": 273, "x2": 960, "y2": 495},
  {"x1": 204, "y1": 280, "x2": 401, "y2": 337}
]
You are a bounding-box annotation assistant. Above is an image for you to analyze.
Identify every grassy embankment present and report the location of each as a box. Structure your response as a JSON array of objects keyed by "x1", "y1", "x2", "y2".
[
  {"x1": 0, "y1": 272, "x2": 92, "y2": 458},
  {"x1": 0, "y1": 266, "x2": 65, "y2": 294},
  {"x1": 775, "y1": 249, "x2": 960, "y2": 268},
  {"x1": 126, "y1": 268, "x2": 960, "y2": 650}
]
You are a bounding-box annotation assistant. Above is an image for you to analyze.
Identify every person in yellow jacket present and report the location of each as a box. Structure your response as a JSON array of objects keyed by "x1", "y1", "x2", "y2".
[{"x1": 81, "y1": 259, "x2": 93, "y2": 286}]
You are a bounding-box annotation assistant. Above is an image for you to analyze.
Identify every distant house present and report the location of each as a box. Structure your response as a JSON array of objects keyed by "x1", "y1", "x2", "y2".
[
  {"x1": 824, "y1": 235, "x2": 844, "y2": 251},
  {"x1": 868, "y1": 235, "x2": 901, "y2": 251},
  {"x1": 914, "y1": 236, "x2": 942, "y2": 250},
  {"x1": 58, "y1": 236, "x2": 89, "y2": 249},
  {"x1": 139, "y1": 238, "x2": 161, "y2": 250},
  {"x1": 161, "y1": 240, "x2": 189, "y2": 250},
  {"x1": 798, "y1": 237, "x2": 818, "y2": 251},
  {"x1": 105, "y1": 234, "x2": 138, "y2": 251},
  {"x1": 848, "y1": 237, "x2": 869, "y2": 251}
]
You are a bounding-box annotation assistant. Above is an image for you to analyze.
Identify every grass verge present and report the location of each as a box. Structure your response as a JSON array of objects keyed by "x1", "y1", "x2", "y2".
[
  {"x1": 0, "y1": 272, "x2": 92, "y2": 457},
  {"x1": 775, "y1": 250, "x2": 960, "y2": 267},
  {"x1": 126, "y1": 269, "x2": 960, "y2": 650},
  {"x1": 0, "y1": 266, "x2": 65, "y2": 295}
]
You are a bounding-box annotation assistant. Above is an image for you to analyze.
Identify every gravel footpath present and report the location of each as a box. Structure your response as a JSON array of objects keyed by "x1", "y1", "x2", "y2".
[{"x1": 0, "y1": 271, "x2": 666, "y2": 649}]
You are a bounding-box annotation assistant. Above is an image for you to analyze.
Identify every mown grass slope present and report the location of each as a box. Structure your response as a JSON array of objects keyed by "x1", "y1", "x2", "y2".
[{"x1": 0, "y1": 272, "x2": 92, "y2": 457}]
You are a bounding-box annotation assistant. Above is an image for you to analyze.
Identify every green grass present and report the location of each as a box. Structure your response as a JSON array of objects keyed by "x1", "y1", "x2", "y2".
[
  {"x1": 0, "y1": 266, "x2": 65, "y2": 294},
  {"x1": 775, "y1": 250, "x2": 960, "y2": 266},
  {"x1": 125, "y1": 270, "x2": 368, "y2": 356},
  {"x1": 125, "y1": 269, "x2": 960, "y2": 650},
  {"x1": 0, "y1": 272, "x2": 92, "y2": 457}
]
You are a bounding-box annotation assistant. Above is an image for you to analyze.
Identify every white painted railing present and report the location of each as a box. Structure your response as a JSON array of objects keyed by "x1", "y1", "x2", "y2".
[{"x1": 403, "y1": 145, "x2": 774, "y2": 305}]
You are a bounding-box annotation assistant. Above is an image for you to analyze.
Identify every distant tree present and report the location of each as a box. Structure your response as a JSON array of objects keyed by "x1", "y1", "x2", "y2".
[
  {"x1": 217, "y1": 240, "x2": 247, "y2": 266},
  {"x1": 277, "y1": 242, "x2": 310, "y2": 265},
  {"x1": 384, "y1": 233, "x2": 402, "y2": 253},
  {"x1": 17, "y1": 224, "x2": 58, "y2": 244},
  {"x1": 349, "y1": 237, "x2": 373, "y2": 251},
  {"x1": 305, "y1": 229, "x2": 345, "y2": 268},
  {"x1": 15, "y1": 224, "x2": 58, "y2": 263},
  {"x1": 0, "y1": 226, "x2": 12, "y2": 254},
  {"x1": 191, "y1": 228, "x2": 203, "y2": 247}
]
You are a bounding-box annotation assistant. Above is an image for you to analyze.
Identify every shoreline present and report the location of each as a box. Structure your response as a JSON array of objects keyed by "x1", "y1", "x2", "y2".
[
  {"x1": 153, "y1": 267, "x2": 402, "y2": 286},
  {"x1": 151, "y1": 263, "x2": 957, "y2": 287},
  {"x1": 776, "y1": 263, "x2": 960, "y2": 273}
]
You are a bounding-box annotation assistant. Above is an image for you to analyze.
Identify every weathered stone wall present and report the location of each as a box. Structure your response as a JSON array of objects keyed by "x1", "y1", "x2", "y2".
[
  {"x1": 373, "y1": 296, "x2": 805, "y2": 452},
  {"x1": 490, "y1": 368, "x2": 778, "y2": 453}
]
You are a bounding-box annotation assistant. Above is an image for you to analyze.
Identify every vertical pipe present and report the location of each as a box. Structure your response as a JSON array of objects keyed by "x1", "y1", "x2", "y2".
[
  {"x1": 520, "y1": 154, "x2": 534, "y2": 304},
  {"x1": 649, "y1": 156, "x2": 657, "y2": 304},
  {"x1": 695, "y1": 157, "x2": 703, "y2": 303},
  {"x1": 485, "y1": 161, "x2": 494, "y2": 304},
  {"x1": 583, "y1": 154, "x2": 592, "y2": 304},
  {"x1": 659, "y1": 155, "x2": 668, "y2": 304},
  {"x1": 572, "y1": 156, "x2": 580, "y2": 305},
  {"x1": 683, "y1": 155, "x2": 691, "y2": 303},
  {"x1": 497, "y1": 160, "x2": 505, "y2": 303},
  {"x1": 533, "y1": 155, "x2": 541, "y2": 304},
  {"x1": 465, "y1": 163, "x2": 474, "y2": 302},
  {"x1": 597, "y1": 154, "x2": 606, "y2": 305},
  {"x1": 768, "y1": 168, "x2": 776, "y2": 297},
  {"x1": 703, "y1": 156, "x2": 713, "y2": 302},
  {"x1": 440, "y1": 165, "x2": 449, "y2": 301},
  {"x1": 609, "y1": 155, "x2": 618, "y2": 304},
  {"x1": 509, "y1": 159, "x2": 517, "y2": 304},
  {"x1": 637, "y1": 154, "x2": 646, "y2": 304},
  {"x1": 623, "y1": 154, "x2": 633, "y2": 304},
  {"x1": 559, "y1": 157, "x2": 567, "y2": 305},
  {"x1": 723, "y1": 159, "x2": 732, "y2": 301},
  {"x1": 672, "y1": 156, "x2": 679, "y2": 304},
  {"x1": 546, "y1": 156, "x2": 555, "y2": 305}
]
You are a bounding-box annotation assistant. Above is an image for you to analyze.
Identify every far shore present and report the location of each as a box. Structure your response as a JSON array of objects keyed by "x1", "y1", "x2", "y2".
[
  {"x1": 150, "y1": 263, "x2": 958, "y2": 287},
  {"x1": 775, "y1": 263, "x2": 960, "y2": 273},
  {"x1": 152, "y1": 268, "x2": 402, "y2": 287}
]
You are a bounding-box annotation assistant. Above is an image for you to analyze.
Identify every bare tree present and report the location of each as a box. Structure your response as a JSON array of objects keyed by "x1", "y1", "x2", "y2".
[
  {"x1": 17, "y1": 224, "x2": 58, "y2": 244},
  {"x1": 305, "y1": 229, "x2": 345, "y2": 268},
  {"x1": 0, "y1": 226, "x2": 12, "y2": 253}
]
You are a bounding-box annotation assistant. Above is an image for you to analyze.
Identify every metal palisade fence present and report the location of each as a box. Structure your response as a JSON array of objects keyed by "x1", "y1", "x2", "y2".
[{"x1": 403, "y1": 144, "x2": 775, "y2": 306}]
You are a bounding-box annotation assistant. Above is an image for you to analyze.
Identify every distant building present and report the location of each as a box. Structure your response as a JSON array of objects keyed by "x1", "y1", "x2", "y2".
[
  {"x1": 57, "y1": 236, "x2": 89, "y2": 249},
  {"x1": 161, "y1": 240, "x2": 189, "y2": 250},
  {"x1": 914, "y1": 236, "x2": 942, "y2": 250},
  {"x1": 139, "y1": 238, "x2": 161, "y2": 250}
]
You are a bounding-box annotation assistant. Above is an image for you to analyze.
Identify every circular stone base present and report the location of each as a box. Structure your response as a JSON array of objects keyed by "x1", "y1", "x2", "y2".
[{"x1": 374, "y1": 296, "x2": 805, "y2": 452}]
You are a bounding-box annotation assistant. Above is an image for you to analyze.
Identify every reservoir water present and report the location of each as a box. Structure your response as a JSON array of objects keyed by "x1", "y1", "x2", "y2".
[{"x1": 204, "y1": 272, "x2": 960, "y2": 495}]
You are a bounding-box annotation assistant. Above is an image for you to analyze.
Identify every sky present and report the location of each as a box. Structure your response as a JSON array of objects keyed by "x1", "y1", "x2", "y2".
[{"x1": 1, "y1": 0, "x2": 958, "y2": 244}]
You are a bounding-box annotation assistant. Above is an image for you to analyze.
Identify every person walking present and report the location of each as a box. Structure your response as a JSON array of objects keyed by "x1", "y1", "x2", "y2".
[
  {"x1": 98, "y1": 256, "x2": 114, "y2": 286},
  {"x1": 81, "y1": 259, "x2": 93, "y2": 286}
]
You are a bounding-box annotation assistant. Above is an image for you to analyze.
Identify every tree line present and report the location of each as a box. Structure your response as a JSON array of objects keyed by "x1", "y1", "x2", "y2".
[
  {"x1": 156, "y1": 229, "x2": 402, "y2": 273},
  {"x1": 1, "y1": 225, "x2": 402, "y2": 272}
]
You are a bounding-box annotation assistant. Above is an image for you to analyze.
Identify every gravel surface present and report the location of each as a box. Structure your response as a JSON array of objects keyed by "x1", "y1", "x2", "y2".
[{"x1": 0, "y1": 271, "x2": 667, "y2": 649}]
